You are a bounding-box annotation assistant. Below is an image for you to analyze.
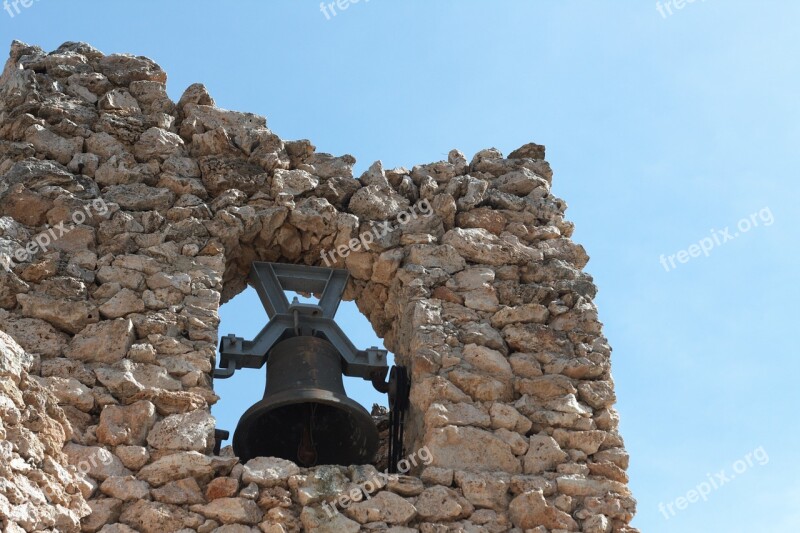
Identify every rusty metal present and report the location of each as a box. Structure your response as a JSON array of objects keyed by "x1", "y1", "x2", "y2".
[
  {"x1": 214, "y1": 263, "x2": 410, "y2": 467},
  {"x1": 213, "y1": 262, "x2": 388, "y2": 382},
  {"x1": 232, "y1": 336, "x2": 379, "y2": 465}
]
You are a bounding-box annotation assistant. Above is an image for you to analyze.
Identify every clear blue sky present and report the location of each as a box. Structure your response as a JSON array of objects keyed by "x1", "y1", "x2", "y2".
[{"x1": 5, "y1": 1, "x2": 800, "y2": 531}]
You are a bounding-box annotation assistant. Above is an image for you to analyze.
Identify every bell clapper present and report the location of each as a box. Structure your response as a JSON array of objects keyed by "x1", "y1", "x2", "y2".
[{"x1": 297, "y1": 403, "x2": 318, "y2": 466}]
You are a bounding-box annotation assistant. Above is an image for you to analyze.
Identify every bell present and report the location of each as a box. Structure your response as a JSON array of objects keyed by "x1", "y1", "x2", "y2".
[{"x1": 232, "y1": 335, "x2": 379, "y2": 466}]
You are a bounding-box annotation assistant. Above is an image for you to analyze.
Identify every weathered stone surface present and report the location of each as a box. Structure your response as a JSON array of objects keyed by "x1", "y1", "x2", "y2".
[
  {"x1": 270, "y1": 169, "x2": 318, "y2": 196},
  {"x1": 300, "y1": 506, "x2": 361, "y2": 533},
  {"x1": 415, "y1": 485, "x2": 473, "y2": 521},
  {"x1": 489, "y1": 402, "x2": 532, "y2": 434},
  {"x1": 287, "y1": 465, "x2": 350, "y2": 505},
  {"x1": 446, "y1": 267, "x2": 495, "y2": 292},
  {"x1": 96, "y1": 400, "x2": 157, "y2": 446},
  {"x1": 94, "y1": 360, "x2": 182, "y2": 399},
  {"x1": 119, "y1": 499, "x2": 196, "y2": 533},
  {"x1": 508, "y1": 352, "x2": 543, "y2": 378},
  {"x1": 1, "y1": 186, "x2": 53, "y2": 226},
  {"x1": 97, "y1": 53, "x2": 166, "y2": 85},
  {"x1": 1, "y1": 157, "x2": 75, "y2": 190},
  {"x1": 491, "y1": 168, "x2": 548, "y2": 196},
  {"x1": 147, "y1": 409, "x2": 216, "y2": 452},
  {"x1": 83, "y1": 499, "x2": 123, "y2": 533},
  {"x1": 427, "y1": 426, "x2": 521, "y2": 474},
  {"x1": 344, "y1": 490, "x2": 417, "y2": 525},
  {"x1": 116, "y1": 445, "x2": 150, "y2": 470},
  {"x1": 99, "y1": 88, "x2": 141, "y2": 113},
  {"x1": 206, "y1": 476, "x2": 239, "y2": 501},
  {"x1": 184, "y1": 103, "x2": 266, "y2": 132},
  {"x1": 16, "y1": 293, "x2": 99, "y2": 334},
  {"x1": 424, "y1": 401, "x2": 491, "y2": 428},
  {"x1": 448, "y1": 369, "x2": 512, "y2": 402},
  {"x1": 152, "y1": 477, "x2": 205, "y2": 505},
  {"x1": 583, "y1": 513, "x2": 613, "y2": 533},
  {"x1": 298, "y1": 152, "x2": 355, "y2": 178},
  {"x1": 556, "y1": 474, "x2": 630, "y2": 497},
  {"x1": 241, "y1": 457, "x2": 300, "y2": 488},
  {"x1": 33, "y1": 375, "x2": 94, "y2": 411},
  {"x1": 191, "y1": 497, "x2": 263, "y2": 525},
  {"x1": 406, "y1": 244, "x2": 466, "y2": 274},
  {"x1": 491, "y1": 303, "x2": 549, "y2": 328},
  {"x1": 456, "y1": 207, "x2": 507, "y2": 235},
  {"x1": 0, "y1": 328, "x2": 91, "y2": 530},
  {"x1": 99, "y1": 288, "x2": 146, "y2": 318},
  {"x1": 86, "y1": 132, "x2": 127, "y2": 160},
  {"x1": 502, "y1": 321, "x2": 563, "y2": 350},
  {"x1": 104, "y1": 184, "x2": 175, "y2": 211},
  {"x1": 458, "y1": 321, "x2": 507, "y2": 353},
  {"x1": 443, "y1": 228, "x2": 540, "y2": 265},
  {"x1": 509, "y1": 489, "x2": 578, "y2": 530},
  {"x1": 508, "y1": 143, "x2": 546, "y2": 160},
  {"x1": 454, "y1": 471, "x2": 510, "y2": 511},
  {"x1": 63, "y1": 444, "x2": 132, "y2": 481},
  {"x1": 97, "y1": 524, "x2": 138, "y2": 533},
  {"x1": 349, "y1": 185, "x2": 410, "y2": 220},
  {"x1": 578, "y1": 380, "x2": 616, "y2": 410},
  {"x1": 135, "y1": 127, "x2": 185, "y2": 161},
  {"x1": 386, "y1": 475, "x2": 425, "y2": 497},
  {"x1": 25, "y1": 125, "x2": 83, "y2": 165},
  {"x1": 525, "y1": 435, "x2": 568, "y2": 474},
  {"x1": 137, "y1": 451, "x2": 217, "y2": 486},
  {"x1": 553, "y1": 429, "x2": 607, "y2": 455},
  {"x1": 0, "y1": 330, "x2": 34, "y2": 379},
  {"x1": 462, "y1": 344, "x2": 512, "y2": 378},
  {"x1": 130, "y1": 389, "x2": 207, "y2": 416},
  {"x1": 516, "y1": 374, "x2": 577, "y2": 400},
  {"x1": 99, "y1": 475, "x2": 151, "y2": 501},
  {"x1": 588, "y1": 461, "x2": 628, "y2": 484},
  {"x1": 64, "y1": 318, "x2": 135, "y2": 363},
  {"x1": 199, "y1": 157, "x2": 267, "y2": 195},
  {"x1": 421, "y1": 467, "x2": 455, "y2": 487}
]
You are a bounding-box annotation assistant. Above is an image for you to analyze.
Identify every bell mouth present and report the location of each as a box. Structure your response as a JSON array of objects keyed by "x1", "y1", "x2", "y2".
[{"x1": 232, "y1": 388, "x2": 379, "y2": 466}]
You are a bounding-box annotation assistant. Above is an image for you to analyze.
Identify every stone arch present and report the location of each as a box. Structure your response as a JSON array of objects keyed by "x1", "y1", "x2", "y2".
[{"x1": 0, "y1": 41, "x2": 639, "y2": 532}]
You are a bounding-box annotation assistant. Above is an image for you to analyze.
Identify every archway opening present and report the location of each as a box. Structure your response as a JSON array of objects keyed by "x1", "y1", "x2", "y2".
[{"x1": 211, "y1": 284, "x2": 394, "y2": 464}]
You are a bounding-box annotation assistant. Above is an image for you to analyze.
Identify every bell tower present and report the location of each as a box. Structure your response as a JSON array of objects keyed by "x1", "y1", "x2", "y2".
[{"x1": 0, "y1": 41, "x2": 639, "y2": 532}]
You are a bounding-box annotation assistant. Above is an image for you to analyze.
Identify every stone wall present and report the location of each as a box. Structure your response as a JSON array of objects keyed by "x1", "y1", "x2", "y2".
[
  {"x1": 0, "y1": 329, "x2": 91, "y2": 531},
  {"x1": 0, "y1": 41, "x2": 638, "y2": 532}
]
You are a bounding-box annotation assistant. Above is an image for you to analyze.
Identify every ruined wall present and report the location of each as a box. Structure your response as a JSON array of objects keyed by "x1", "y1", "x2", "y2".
[
  {"x1": 0, "y1": 329, "x2": 91, "y2": 531},
  {"x1": 0, "y1": 40, "x2": 638, "y2": 532}
]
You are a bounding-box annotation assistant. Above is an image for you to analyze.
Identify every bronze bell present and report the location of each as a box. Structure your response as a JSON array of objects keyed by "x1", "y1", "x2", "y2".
[
  {"x1": 232, "y1": 336, "x2": 378, "y2": 465},
  {"x1": 214, "y1": 263, "x2": 408, "y2": 469}
]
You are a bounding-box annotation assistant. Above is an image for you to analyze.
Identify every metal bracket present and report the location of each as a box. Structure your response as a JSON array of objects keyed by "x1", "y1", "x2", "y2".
[
  {"x1": 250, "y1": 262, "x2": 348, "y2": 319},
  {"x1": 386, "y1": 366, "x2": 410, "y2": 473},
  {"x1": 213, "y1": 429, "x2": 230, "y2": 455},
  {"x1": 213, "y1": 262, "x2": 389, "y2": 382}
]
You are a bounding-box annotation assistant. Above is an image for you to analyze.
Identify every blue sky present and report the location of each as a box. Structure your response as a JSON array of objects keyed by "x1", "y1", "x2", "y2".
[{"x1": 4, "y1": 1, "x2": 800, "y2": 531}]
